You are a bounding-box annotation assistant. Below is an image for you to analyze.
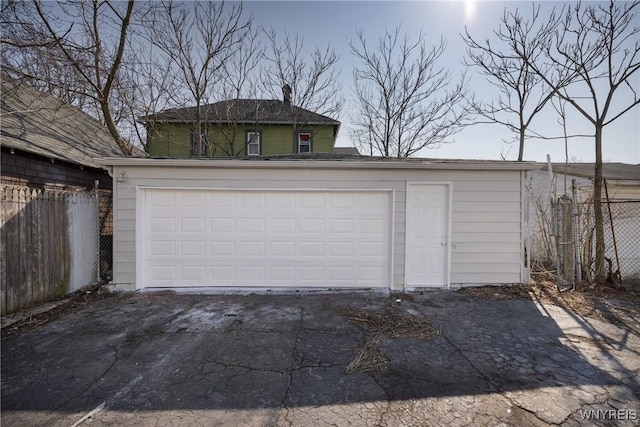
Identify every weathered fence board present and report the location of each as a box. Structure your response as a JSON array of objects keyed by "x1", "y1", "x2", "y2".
[{"x1": 1, "y1": 186, "x2": 99, "y2": 315}]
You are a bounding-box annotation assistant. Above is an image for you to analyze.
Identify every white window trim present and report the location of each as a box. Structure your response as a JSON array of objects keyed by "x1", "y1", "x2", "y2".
[
  {"x1": 190, "y1": 128, "x2": 208, "y2": 156},
  {"x1": 297, "y1": 131, "x2": 312, "y2": 153},
  {"x1": 247, "y1": 131, "x2": 261, "y2": 156}
]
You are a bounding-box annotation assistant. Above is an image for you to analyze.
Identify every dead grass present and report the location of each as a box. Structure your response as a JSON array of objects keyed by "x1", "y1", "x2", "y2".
[
  {"x1": 339, "y1": 301, "x2": 441, "y2": 373},
  {"x1": 459, "y1": 284, "x2": 532, "y2": 301},
  {"x1": 529, "y1": 272, "x2": 640, "y2": 328},
  {"x1": 339, "y1": 302, "x2": 441, "y2": 339},
  {"x1": 460, "y1": 271, "x2": 640, "y2": 330},
  {"x1": 345, "y1": 337, "x2": 390, "y2": 373}
]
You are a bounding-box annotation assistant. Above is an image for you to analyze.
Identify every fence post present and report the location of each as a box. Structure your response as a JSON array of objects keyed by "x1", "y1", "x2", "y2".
[
  {"x1": 556, "y1": 195, "x2": 575, "y2": 291},
  {"x1": 571, "y1": 180, "x2": 581, "y2": 282},
  {"x1": 95, "y1": 180, "x2": 101, "y2": 284}
]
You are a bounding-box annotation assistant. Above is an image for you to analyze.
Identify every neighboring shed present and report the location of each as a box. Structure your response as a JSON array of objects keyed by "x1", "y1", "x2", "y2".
[
  {"x1": 528, "y1": 163, "x2": 640, "y2": 282},
  {"x1": 101, "y1": 155, "x2": 537, "y2": 292},
  {"x1": 1, "y1": 77, "x2": 125, "y2": 191}
]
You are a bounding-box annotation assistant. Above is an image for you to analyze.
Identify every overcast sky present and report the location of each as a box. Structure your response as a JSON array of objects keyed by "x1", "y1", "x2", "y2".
[{"x1": 241, "y1": 1, "x2": 640, "y2": 164}]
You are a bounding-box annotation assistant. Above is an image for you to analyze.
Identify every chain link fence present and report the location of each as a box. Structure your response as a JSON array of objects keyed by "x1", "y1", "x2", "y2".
[
  {"x1": 590, "y1": 200, "x2": 640, "y2": 285},
  {"x1": 555, "y1": 197, "x2": 640, "y2": 289},
  {"x1": 96, "y1": 187, "x2": 113, "y2": 281}
]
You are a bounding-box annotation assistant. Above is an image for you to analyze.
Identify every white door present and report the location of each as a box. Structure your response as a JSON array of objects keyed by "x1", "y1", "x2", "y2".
[
  {"x1": 141, "y1": 189, "x2": 391, "y2": 289},
  {"x1": 405, "y1": 184, "x2": 449, "y2": 288}
]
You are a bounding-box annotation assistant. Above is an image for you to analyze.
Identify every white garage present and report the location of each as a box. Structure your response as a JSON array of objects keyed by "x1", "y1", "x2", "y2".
[
  {"x1": 141, "y1": 188, "x2": 391, "y2": 288},
  {"x1": 103, "y1": 157, "x2": 536, "y2": 292}
]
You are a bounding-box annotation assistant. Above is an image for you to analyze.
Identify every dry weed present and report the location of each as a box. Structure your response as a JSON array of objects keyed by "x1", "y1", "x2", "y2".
[
  {"x1": 339, "y1": 302, "x2": 441, "y2": 339},
  {"x1": 339, "y1": 302, "x2": 440, "y2": 373}
]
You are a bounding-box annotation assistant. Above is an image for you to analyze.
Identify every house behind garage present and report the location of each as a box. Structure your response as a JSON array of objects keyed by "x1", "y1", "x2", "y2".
[{"x1": 102, "y1": 155, "x2": 537, "y2": 292}]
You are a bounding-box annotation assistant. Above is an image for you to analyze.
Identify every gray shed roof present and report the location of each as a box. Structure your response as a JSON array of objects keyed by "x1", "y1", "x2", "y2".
[
  {"x1": 1, "y1": 77, "x2": 140, "y2": 169},
  {"x1": 545, "y1": 163, "x2": 640, "y2": 181},
  {"x1": 139, "y1": 99, "x2": 341, "y2": 127}
]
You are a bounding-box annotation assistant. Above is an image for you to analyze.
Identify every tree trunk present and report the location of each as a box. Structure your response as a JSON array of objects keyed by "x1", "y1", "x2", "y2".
[
  {"x1": 593, "y1": 124, "x2": 605, "y2": 284},
  {"x1": 101, "y1": 99, "x2": 132, "y2": 155},
  {"x1": 196, "y1": 104, "x2": 202, "y2": 157},
  {"x1": 517, "y1": 128, "x2": 525, "y2": 161}
]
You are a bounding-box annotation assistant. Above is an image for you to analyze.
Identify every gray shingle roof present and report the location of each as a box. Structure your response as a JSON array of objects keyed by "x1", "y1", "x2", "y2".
[
  {"x1": 1, "y1": 77, "x2": 142, "y2": 169},
  {"x1": 544, "y1": 163, "x2": 640, "y2": 181},
  {"x1": 333, "y1": 146, "x2": 360, "y2": 155},
  {"x1": 139, "y1": 99, "x2": 340, "y2": 126}
]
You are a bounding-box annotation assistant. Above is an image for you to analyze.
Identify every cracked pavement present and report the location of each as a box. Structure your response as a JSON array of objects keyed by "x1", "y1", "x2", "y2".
[{"x1": 2, "y1": 290, "x2": 639, "y2": 426}]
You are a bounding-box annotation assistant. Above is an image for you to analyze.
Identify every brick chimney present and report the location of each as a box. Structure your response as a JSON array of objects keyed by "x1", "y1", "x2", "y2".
[{"x1": 282, "y1": 84, "x2": 292, "y2": 103}]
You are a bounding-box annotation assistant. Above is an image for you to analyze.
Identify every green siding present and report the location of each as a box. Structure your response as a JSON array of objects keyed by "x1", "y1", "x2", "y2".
[
  {"x1": 147, "y1": 124, "x2": 192, "y2": 157},
  {"x1": 146, "y1": 122, "x2": 337, "y2": 157}
]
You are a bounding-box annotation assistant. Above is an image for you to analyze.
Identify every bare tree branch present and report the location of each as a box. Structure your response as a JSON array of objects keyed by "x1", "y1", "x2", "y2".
[
  {"x1": 2, "y1": 0, "x2": 138, "y2": 155},
  {"x1": 261, "y1": 28, "x2": 344, "y2": 122},
  {"x1": 462, "y1": 4, "x2": 563, "y2": 161},
  {"x1": 148, "y1": 0, "x2": 250, "y2": 157},
  {"x1": 510, "y1": 0, "x2": 640, "y2": 283},
  {"x1": 349, "y1": 27, "x2": 468, "y2": 157}
]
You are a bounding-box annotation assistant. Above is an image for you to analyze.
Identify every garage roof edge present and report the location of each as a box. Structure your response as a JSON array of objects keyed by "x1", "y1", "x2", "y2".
[{"x1": 99, "y1": 157, "x2": 539, "y2": 171}]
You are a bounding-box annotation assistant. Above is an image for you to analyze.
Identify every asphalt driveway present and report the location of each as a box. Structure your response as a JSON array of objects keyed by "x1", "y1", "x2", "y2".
[{"x1": 2, "y1": 289, "x2": 639, "y2": 426}]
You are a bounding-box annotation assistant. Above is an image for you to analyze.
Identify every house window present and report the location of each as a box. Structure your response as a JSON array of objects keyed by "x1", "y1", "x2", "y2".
[
  {"x1": 190, "y1": 128, "x2": 208, "y2": 156},
  {"x1": 246, "y1": 131, "x2": 261, "y2": 156},
  {"x1": 297, "y1": 132, "x2": 312, "y2": 153}
]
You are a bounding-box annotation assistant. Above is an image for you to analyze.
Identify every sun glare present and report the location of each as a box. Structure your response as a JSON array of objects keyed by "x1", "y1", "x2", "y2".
[{"x1": 465, "y1": 0, "x2": 476, "y2": 22}]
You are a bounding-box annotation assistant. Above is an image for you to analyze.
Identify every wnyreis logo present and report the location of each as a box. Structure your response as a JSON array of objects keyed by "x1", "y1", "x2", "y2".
[{"x1": 579, "y1": 408, "x2": 638, "y2": 422}]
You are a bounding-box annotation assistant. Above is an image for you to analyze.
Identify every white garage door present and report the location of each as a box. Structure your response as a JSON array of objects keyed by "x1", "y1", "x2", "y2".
[{"x1": 140, "y1": 189, "x2": 391, "y2": 289}]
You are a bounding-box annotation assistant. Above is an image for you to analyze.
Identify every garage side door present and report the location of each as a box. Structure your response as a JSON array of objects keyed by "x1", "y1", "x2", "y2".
[
  {"x1": 141, "y1": 189, "x2": 391, "y2": 289},
  {"x1": 405, "y1": 183, "x2": 449, "y2": 288}
]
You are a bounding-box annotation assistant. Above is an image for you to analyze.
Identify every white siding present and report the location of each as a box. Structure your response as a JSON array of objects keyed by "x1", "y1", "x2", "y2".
[{"x1": 111, "y1": 165, "x2": 526, "y2": 290}]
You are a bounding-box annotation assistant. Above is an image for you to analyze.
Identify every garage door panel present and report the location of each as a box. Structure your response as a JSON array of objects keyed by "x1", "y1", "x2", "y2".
[
  {"x1": 330, "y1": 193, "x2": 356, "y2": 208},
  {"x1": 150, "y1": 218, "x2": 175, "y2": 233},
  {"x1": 329, "y1": 218, "x2": 354, "y2": 233},
  {"x1": 143, "y1": 189, "x2": 391, "y2": 288},
  {"x1": 330, "y1": 242, "x2": 354, "y2": 256},
  {"x1": 149, "y1": 241, "x2": 175, "y2": 256},
  {"x1": 182, "y1": 266, "x2": 206, "y2": 281},
  {"x1": 299, "y1": 218, "x2": 325, "y2": 233},
  {"x1": 212, "y1": 266, "x2": 234, "y2": 280},
  {"x1": 210, "y1": 241, "x2": 234, "y2": 256},
  {"x1": 271, "y1": 193, "x2": 295, "y2": 208},
  {"x1": 181, "y1": 217, "x2": 205, "y2": 232},
  {"x1": 181, "y1": 192, "x2": 207, "y2": 207},
  {"x1": 272, "y1": 266, "x2": 295, "y2": 281},
  {"x1": 361, "y1": 218, "x2": 387, "y2": 233},
  {"x1": 148, "y1": 191, "x2": 177, "y2": 207},
  {"x1": 149, "y1": 265, "x2": 176, "y2": 281},
  {"x1": 360, "y1": 241, "x2": 385, "y2": 257},
  {"x1": 210, "y1": 218, "x2": 234, "y2": 233},
  {"x1": 270, "y1": 241, "x2": 295, "y2": 256},
  {"x1": 240, "y1": 241, "x2": 265, "y2": 256},
  {"x1": 180, "y1": 240, "x2": 205, "y2": 256},
  {"x1": 241, "y1": 193, "x2": 266, "y2": 208},
  {"x1": 270, "y1": 218, "x2": 295, "y2": 233},
  {"x1": 240, "y1": 218, "x2": 265, "y2": 233},
  {"x1": 301, "y1": 193, "x2": 325, "y2": 208}
]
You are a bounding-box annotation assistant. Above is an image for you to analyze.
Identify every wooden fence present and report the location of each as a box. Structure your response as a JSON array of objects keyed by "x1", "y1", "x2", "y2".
[{"x1": 1, "y1": 186, "x2": 99, "y2": 315}]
